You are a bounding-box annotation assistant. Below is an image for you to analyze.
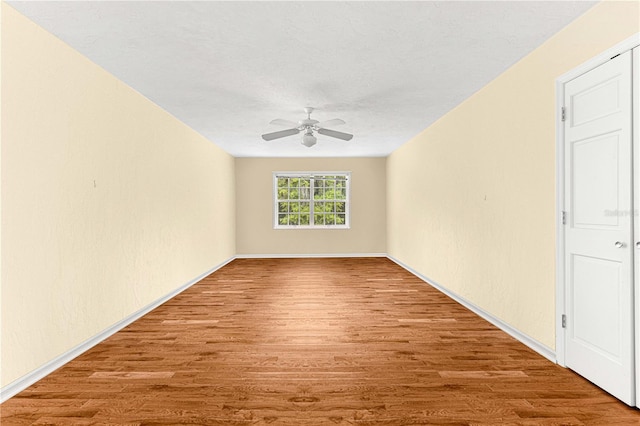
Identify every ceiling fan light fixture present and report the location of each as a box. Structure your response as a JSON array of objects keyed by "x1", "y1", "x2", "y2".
[{"x1": 301, "y1": 132, "x2": 317, "y2": 147}]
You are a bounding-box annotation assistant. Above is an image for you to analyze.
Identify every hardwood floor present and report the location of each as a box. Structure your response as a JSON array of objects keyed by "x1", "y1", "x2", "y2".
[{"x1": 2, "y1": 257, "x2": 638, "y2": 425}]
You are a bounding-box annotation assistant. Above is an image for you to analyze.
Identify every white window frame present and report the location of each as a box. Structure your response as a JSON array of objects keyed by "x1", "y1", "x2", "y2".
[{"x1": 273, "y1": 171, "x2": 351, "y2": 229}]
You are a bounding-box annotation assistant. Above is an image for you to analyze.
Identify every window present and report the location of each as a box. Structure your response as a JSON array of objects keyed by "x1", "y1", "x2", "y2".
[{"x1": 274, "y1": 172, "x2": 350, "y2": 229}]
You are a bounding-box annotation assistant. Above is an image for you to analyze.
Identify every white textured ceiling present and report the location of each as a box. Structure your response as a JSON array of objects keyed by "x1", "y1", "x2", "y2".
[{"x1": 8, "y1": 1, "x2": 596, "y2": 157}]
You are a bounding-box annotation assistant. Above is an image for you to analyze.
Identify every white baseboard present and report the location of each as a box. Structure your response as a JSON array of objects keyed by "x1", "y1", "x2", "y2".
[
  {"x1": 387, "y1": 255, "x2": 556, "y2": 363},
  {"x1": 0, "y1": 256, "x2": 235, "y2": 403},
  {"x1": 235, "y1": 253, "x2": 387, "y2": 259}
]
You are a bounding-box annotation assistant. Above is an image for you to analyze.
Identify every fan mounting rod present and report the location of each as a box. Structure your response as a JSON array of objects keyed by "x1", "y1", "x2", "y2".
[{"x1": 300, "y1": 107, "x2": 318, "y2": 126}]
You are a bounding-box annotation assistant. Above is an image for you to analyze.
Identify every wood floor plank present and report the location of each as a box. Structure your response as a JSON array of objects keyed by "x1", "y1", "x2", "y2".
[{"x1": 1, "y1": 258, "x2": 638, "y2": 424}]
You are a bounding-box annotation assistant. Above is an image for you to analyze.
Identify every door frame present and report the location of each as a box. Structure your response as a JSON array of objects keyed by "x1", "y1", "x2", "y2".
[
  {"x1": 555, "y1": 33, "x2": 640, "y2": 368},
  {"x1": 633, "y1": 45, "x2": 640, "y2": 401}
]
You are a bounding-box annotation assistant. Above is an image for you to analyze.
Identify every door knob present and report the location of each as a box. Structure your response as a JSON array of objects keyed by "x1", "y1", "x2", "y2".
[
  {"x1": 615, "y1": 241, "x2": 625, "y2": 248},
  {"x1": 637, "y1": 242, "x2": 640, "y2": 249}
]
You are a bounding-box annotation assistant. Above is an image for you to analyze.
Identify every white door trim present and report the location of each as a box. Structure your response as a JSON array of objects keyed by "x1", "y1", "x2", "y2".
[
  {"x1": 555, "y1": 32, "x2": 640, "y2": 367},
  {"x1": 633, "y1": 45, "x2": 640, "y2": 402}
]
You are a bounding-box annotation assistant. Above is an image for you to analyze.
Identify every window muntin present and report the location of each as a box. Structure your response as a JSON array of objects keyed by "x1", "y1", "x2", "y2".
[{"x1": 274, "y1": 172, "x2": 350, "y2": 229}]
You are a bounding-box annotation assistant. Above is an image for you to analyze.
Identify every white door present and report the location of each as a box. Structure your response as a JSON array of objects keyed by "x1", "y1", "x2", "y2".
[{"x1": 564, "y1": 50, "x2": 634, "y2": 405}]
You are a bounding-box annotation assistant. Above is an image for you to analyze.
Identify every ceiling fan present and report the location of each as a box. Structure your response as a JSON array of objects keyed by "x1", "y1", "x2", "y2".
[{"x1": 261, "y1": 107, "x2": 353, "y2": 147}]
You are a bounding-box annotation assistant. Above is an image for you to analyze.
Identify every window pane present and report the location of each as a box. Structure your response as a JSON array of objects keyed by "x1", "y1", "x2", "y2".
[
  {"x1": 300, "y1": 202, "x2": 310, "y2": 213},
  {"x1": 322, "y1": 186, "x2": 333, "y2": 200},
  {"x1": 291, "y1": 202, "x2": 300, "y2": 212},
  {"x1": 290, "y1": 214, "x2": 300, "y2": 225},
  {"x1": 336, "y1": 214, "x2": 346, "y2": 224},
  {"x1": 335, "y1": 188, "x2": 345, "y2": 200},
  {"x1": 314, "y1": 214, "x2": 325, "y2": 225},
  {"x1": 278, "y1": 214, "x2": 288, "y2": 225},
  {"x1": 300, "y1": 214, "x2": 310, "y2": 225},
  {"x1": 336, "y1": 202, "x2": 345, "y2": 213},
  {"x1": 314, "y1": 186, "x2": 324, "y2": 199},
  {"x1": 325, "y1": 215, "x2": 335, "y2": 225},
  {"x1": 315, "y1": 201, "x2": 325, "y2": 211},
  {"x1": 278, "y1": 202, "x2": 288, "y2": 213},
  {"x1": 300, "y1": 186, "x2": 311, "y2": 200},
  {"x1": 290, "y1": 189, "x2": 299, "y2": 200}
]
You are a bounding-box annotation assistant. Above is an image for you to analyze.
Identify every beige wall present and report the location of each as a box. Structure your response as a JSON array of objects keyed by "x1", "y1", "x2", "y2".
[
  {"x1": 1, "y1": 4, "x2": 236, "y2": 387},
  {"x1": 236, "y1": 157, "x2": 386, "y2": 255},
  {"x1": 387, "y1": 0, "x2": 640, "y2": 350}
]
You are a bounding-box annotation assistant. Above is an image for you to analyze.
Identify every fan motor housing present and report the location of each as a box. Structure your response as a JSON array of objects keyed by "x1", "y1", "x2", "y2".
[{"x1": 299, "y1": 119, "x2": 319, "y2": 127}]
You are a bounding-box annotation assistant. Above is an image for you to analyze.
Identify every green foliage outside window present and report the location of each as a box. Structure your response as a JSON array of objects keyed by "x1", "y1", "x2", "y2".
[{"x1": 276, "y1": 175, "x2": 348, "y2": 227}]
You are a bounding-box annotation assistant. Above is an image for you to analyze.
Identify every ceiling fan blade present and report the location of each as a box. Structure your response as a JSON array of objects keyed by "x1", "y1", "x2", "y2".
[
  {"x1": 270, "y1": 118, "x2": 299, "y2": 127},
  {"x1": 317, "y1": 128, "x2": 353, "y2": 141},
  {"x1": 316, "y1": 118, "x2": 345, "y2": 129},
  {"x1": 262, "y1": 128, "x2": 300, "y2": 141}
]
